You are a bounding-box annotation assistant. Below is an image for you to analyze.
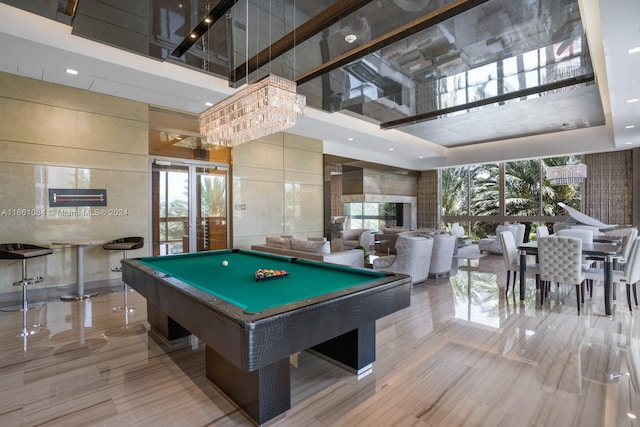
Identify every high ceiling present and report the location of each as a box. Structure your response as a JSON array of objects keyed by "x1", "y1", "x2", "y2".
[{"x1": 0, "y1": 0, "x2": 638, "y2": 170}]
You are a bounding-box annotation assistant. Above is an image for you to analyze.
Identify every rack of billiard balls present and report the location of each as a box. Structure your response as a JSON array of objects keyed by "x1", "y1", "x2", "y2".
[{"x1": 255, "y1": 268, "x2": 289, "y2": 282}]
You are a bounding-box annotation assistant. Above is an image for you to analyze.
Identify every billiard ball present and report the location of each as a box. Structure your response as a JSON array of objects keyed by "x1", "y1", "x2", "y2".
[{"x1": 222, "y1": 260, "x2": 228, "y2": 266}]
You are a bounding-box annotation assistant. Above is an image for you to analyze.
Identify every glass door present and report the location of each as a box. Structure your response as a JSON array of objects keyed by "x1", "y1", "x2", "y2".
[
  {"x1": 151, "y1": 160, "x2": 228, "y2": 255},
  {"x1": 195, "y1": 166, "x2": 228, "y2": 251}
]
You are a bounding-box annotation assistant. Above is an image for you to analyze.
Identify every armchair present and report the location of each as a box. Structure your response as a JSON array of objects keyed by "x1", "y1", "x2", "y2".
[
  {"x1": 373, "y1": 233, "x2": 434, "y2": 284},
  {"x1": 340, "y1": 228, "x2": 371, "y2": 250},
  {"x1": 429, "y1": 234, "x2": 456, "y2": 278}
]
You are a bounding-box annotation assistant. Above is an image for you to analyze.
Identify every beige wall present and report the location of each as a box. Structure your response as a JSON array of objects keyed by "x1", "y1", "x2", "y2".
[
  {"x1": 0, "y1": 72, "x2": 324, "y2": 296},
  {"x1": 232, "y1": 132, "x2": 324, "y2": 248},
  {"x1": 0, "y1": 72, "x2": 149, "y2": 294}
]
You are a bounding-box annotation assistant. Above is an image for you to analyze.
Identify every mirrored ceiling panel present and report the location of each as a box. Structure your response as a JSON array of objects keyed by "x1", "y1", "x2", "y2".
[
  {"x1": 292, "y1": 0, "x2": 595, "y2": 127},
  {"x1": 5, "y1": 0, "x2": 602, "y2": 147}
]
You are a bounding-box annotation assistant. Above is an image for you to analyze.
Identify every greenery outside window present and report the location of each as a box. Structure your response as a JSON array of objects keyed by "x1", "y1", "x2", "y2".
[{"x1": 441, "y1": 156, "x2": 583, "y2": 241}]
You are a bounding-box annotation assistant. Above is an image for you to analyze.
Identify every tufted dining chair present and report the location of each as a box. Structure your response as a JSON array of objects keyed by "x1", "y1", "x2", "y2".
[
  {"x1": 499, "y1": 231, "x2": 539, "y2": 295},
  {"x1": 373, "y1": 233, "x2": 433, "y2": 284},
  {"x1": 538, "y1": 236, "x2": 585, "y2": 313},
  {"x1": 557, "y1": 228, "x2": 596, "y2": 270}
]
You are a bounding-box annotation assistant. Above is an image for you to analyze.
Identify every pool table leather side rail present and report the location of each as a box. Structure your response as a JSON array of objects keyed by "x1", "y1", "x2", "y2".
[
  {"x1": 122, "y1": 253, "x2": 411, "y2": 425},
  {"x1": 122, "y1": 257, "x2": 412, "y2": 372}
]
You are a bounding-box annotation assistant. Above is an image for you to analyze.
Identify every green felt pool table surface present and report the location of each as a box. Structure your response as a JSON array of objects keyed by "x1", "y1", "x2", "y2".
[{"x1": 136, "y1": 249, "x2": 385, "y2": 313}]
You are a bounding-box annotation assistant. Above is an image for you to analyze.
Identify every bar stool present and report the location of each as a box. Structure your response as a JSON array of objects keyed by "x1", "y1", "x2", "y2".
[
  {"x1": 0, "y1": 243, "x2": 53, "y2": 337},
  {"x1": 103, "y1": 237, "x2": 143, "y2": 312}
]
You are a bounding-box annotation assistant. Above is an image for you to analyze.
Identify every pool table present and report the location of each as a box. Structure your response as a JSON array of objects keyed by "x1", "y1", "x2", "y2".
[{"x1": 122, "y1": 249, "x2": 411, "y2": 424}]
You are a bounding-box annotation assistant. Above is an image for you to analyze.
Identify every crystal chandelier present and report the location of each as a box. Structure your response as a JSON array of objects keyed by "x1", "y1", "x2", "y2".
[
  {"x1": 546, "y1": 163, "x2": 587, "y2": 185},
  {"x1": 199, "y1": 75, "x2": 306, "y2": 147}
]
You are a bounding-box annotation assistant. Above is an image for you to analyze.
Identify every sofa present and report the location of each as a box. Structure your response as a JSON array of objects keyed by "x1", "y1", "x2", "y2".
[
  {"x1": 478, "y1": 224, "x2": 526, "y2": 254},
  {"x1": 251, "y1": 235, "x2": 364, "y2": 268}
]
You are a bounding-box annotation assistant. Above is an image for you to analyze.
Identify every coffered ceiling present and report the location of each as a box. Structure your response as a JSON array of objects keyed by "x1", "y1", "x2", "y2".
[{"x1": 0, "y1": 0, "x2": 638, "y2": 170}]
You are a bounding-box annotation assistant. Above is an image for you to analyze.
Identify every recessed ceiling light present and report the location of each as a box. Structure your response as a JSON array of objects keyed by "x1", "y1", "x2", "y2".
[
  {"x1": 204, "y1": 17, "x2": 212, "y2": 24},
  {"x1": 629, "y1": 46, "x2": 640, "y2": 54},
  {"x1": 625, "y1": 142, "x2": 634, "y2": 145},
  {"x1": 347, "y1": 137, "x2": 354, "y2": 141},
  {"x1": 419, "y1": 156, "x2": 424, "y2": 159},
  {"x1": 190, "y1": 33, "x2": 197, "y2": 39},
  {"x1": 389, "y1": 148, "x2": 394, "y2": 151},
  {"x1": 205, "y1": 101, "x2": 213, "y2": 106},
  {"x1": 626, "y1": 125, "x2": 635, "y2": 129},
  {"x1": 344, "y1": 34, "x2": 357, "y2": 43},
  {"x1": 65, "y1": 68, "x2": 78, "y2": 75},
  {"x1": 627, "y1": 98, "x2": 639, "y2": 103}
]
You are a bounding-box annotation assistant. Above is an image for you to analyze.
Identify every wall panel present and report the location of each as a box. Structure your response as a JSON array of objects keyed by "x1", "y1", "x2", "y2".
[
  {"x1": 232, "y1": 132, "x2": 323, "y2": 247},
  {"x1": 0, "y1": 72, "x2": 149, "y2": 296}
]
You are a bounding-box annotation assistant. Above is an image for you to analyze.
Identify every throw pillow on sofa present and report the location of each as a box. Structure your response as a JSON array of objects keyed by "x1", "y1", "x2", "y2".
[
  {"x1": 290, "y1": 238, "x2": 330, "y2": 254},
  {"x1": 266, "y1": 235, "x2": 293, "y2": 249}
]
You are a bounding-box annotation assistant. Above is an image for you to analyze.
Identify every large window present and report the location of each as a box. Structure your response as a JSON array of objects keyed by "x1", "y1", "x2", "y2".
[
  {"x1": 505, "y1": 159, "x2": 541, "y2": 217},
  {"x1": 344, "y1": 202, "x2": 399, "y2": 232},
  {"x1": 441, "y1": 156, "x2": 583, "y2": 240}
]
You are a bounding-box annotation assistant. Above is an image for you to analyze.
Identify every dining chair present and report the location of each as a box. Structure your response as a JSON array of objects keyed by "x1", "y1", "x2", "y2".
[
  {"x1": 499, "y1": 231, "x2": 539, "y2": 295},
  {"x1": 538, "y1": 236, "x2": 585, "y2": 313},
  {"x1": 572, "y1": 225, "x2": 604, "y2": 236},
  {"x1": 584, "y1": 236, "x2": 640, "y2": 312},
  {"x1": 621, "y1": 237, "x2": 640, "y2": 311},
  {"x1": 606, "y1": 227, "x2": 638, "y2": 270},
  {"x1": 557, "y1": 228, "x2": 597, "y2": 271},
  {"x1": 536, "y1": 225, "x2": 549, "y2": 239},
  {"x1": 556, "y1": 228, "x2": 593, "y2": 244}
]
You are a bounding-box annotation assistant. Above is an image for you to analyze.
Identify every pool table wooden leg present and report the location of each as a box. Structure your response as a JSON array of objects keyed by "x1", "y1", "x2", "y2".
[
  {"x1": 310, "y1": 321, "x2": 376, "y2": 374},
  {"x1": 205, "y1": 346, "x2": 290, "y2": 425}
]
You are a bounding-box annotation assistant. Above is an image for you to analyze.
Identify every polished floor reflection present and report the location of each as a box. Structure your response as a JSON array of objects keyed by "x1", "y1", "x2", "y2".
[{"x1": 1, "y1": 253, "x2": 639, "y2": 426}]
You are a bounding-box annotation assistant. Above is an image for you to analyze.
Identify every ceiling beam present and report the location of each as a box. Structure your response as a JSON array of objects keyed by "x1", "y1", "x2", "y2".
[
  {"x1": 294, "y1": 0, "x2": 490, "y2": 86},
  {"x1": 380, "y1": 73, "x2": 596, "y2": 129},
  {"x1": 170, "y1": 0, "x2": 238, "y2": 59},
  {"x1": 231, "y1": 0, "x2": 375, "y2": 84}
]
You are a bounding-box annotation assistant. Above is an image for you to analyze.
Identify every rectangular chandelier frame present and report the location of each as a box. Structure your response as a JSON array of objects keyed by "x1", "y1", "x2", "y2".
[
  {"x1": 199, "y1": 75, "x2": 306, "y2": 147},
  {"x1": 547, "y1": 163, "x2": 587, "y2": 185}
]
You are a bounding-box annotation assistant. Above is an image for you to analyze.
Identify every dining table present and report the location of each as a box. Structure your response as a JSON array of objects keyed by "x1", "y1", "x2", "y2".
[
  {"x1": 517, "y1": 241, "x2": 621, "y2": 316},
  {"x1": 593, "y1": 235, "x2": 624, "y2": 244}
]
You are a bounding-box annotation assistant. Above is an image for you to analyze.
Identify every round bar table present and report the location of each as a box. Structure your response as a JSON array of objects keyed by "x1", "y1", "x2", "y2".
[{"x1": 52, "y1": 239, "x2": 107, "y2": 301}]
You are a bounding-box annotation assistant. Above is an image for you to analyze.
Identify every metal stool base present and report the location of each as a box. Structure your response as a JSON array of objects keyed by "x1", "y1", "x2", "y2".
[
  {"x1": 0, "y1": 301, "x2": 46, "y2": 312},
  {"x1": 109, "y1": 286, "x2": 134, "y2": 293},
  {"x1": 112, "y1": 283, "x2": 135, "y2": 311},
  {"x1": 18, "y1": 324, "x2": 45, "y2": 338},
  {"x1": 61, "y1": 292, "x2": 99, "y2": 301}
]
